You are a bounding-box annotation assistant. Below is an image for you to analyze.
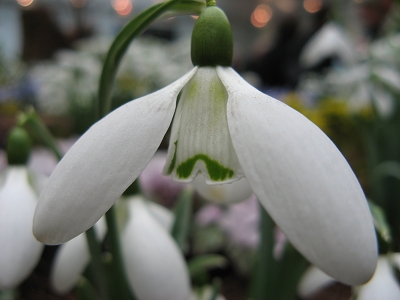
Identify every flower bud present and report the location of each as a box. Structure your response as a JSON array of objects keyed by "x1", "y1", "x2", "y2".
[{"x1": 6, "y1": 127, "x2": 31, "y2": 165}]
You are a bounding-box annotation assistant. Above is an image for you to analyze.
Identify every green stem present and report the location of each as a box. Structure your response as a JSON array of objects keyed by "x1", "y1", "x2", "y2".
[
  {"x1": 17, "y1": 108, "x2": 63, "y2": 160},
  {"x1": 206, "y1": 0, "x2": 216, "y2": 6},
  {"x1": 250, "y1": 207, "x2": 307, "y2": 300},
  {"x1": 105, "y1": 206, "x2": 134, "y2": 300},
  {"x1": 85, "y1": 227, "x2": 109, "y2": 299},
  {"x1": 98, "y1": 0, "x2": 205, "y2": 118},
  {"x1": 250, "y1": 208, "x2": 275, "y2": 300}
]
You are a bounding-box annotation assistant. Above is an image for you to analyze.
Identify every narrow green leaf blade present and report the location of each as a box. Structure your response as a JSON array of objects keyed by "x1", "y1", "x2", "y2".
[
  {"x1": 171, "y1": 189, "x2": 193, "y2": 251},
  {"x1": 98, "y1": 0, "x2": 205, "y2": 117},
  {"x1": 368, "y1": 200, "x2": 392, "y2": 253}
]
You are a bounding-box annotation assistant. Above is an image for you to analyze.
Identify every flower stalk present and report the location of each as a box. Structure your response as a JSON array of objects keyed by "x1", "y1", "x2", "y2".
[
  {"x1": 85, "y1": 227, "x2": 109, "y2": 299},
  {"x1": 105, "y1": 206, "x2": 135, "y2": 300}
]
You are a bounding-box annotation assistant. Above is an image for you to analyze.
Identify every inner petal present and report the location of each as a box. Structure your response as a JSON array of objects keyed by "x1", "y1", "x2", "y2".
[{"x1": 163, "y1": 67, "x2": 243, "y2": 184}]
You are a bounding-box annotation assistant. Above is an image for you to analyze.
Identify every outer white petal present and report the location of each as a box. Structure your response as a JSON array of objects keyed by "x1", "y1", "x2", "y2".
[
  {"x1": 191, "y1": 175, "x2": 252, "y2": 204},
  {"x1": 297, "y1": 266, "x2": 335, "y2": 298},
  {"x1": 50, "y1": 218, "x2": 106, "y2": 294},
  {"x1": 122, "y1": 197, "x2": 191, "y2": 300},
  {"x1": 356, "y1": 257, "x2": 400, "y2": 300},
  {"x1": 0, "y1": 167, "x2": 44, "y2": 290},
  {"x1": 33, "y1": 68, "x2": 197, "y2": 245},
  {"x1": 218, "y1": 67, "x2": 377, "y2": 285}
]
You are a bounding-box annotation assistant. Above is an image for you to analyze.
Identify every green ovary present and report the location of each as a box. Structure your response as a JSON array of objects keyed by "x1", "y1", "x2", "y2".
[{"x1": 177, "y1": 154, "x2": 234, "y2": 181}]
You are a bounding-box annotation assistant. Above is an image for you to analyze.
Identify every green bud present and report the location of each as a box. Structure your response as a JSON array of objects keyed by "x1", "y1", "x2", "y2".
[
  {"x1": 6, "y1": 127, "x2": 32, "y2": 165},
  {"x1": 191, "y1": 6, "x2": 233, "y2": 67}
]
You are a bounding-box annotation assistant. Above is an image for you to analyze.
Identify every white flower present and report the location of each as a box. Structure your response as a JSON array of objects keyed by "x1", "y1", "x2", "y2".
[
  {"x1": 298, "y1": 254, "x2": 400, "y2": 300},
  {"x1": 50, "y1": 218, "x2": 107, "y2": 295},
  {"x1": 34, "y1": 6, "x2": 377, "y2": 286},
  {"x1": 297, "y1": 265, "x2": 337, "y2": 298},
  {"x1": 34, "y1": 64, "x2": 377, "y2": 285},
  {"x1": 121, "y1": 196, "x2": 190, "y2": 300},
  {"x1": 327, "y1": 64, "x2": 400, "y2": 117},
  {"x1": 299, "y1": 22, "x2": 356, "y2": 69},
  {"x1": 0, "y1": 167, "x2": 44, "y2": 290},
  {"x1": 50, "y1": 196, "x2": 174, "y2": 296},
  {"x1": 356, "y1": 255, "x2": 400, "y2": 300}
]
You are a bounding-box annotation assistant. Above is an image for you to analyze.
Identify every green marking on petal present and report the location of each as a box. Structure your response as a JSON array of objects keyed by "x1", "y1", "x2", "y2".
[
  {"x1": 167, "y1": 140, "x2": 178, "y2": 174},
  {"x1": 176, "y1": 154, "x2": 234, "y2": 181}
]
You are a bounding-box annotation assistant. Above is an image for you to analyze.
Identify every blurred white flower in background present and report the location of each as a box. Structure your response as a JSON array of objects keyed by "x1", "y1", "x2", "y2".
[
  {"x1": 298, "y1": 253, "x2": 400, "y2": 300},
  {"x1": 326, "y1": 63, "x2": 400, "y2": 117},
  {"x1": 0, "y1": 166, "x2": 44, "y2": 290},
  {"x1": 50, "y1": 218, "x2": 107, "y2": 295},
  {"x1": 121, "y1": 196, "x2": 191, "y2": 300},
  {"x1": 300, "y1": 22, "x2": 356, "y2": 70}
]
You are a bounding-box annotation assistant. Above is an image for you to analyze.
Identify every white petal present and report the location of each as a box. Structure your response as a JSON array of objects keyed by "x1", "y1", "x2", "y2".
[
  {"x1": 0, "y1": 167, "x2": 44, "y2": 290},
  {"x1": 122, "y1": 197, "x2": 191, "y2": 300},
  {"x1": 191, "y1": 175, "x2": 252, "y2": 204},
  {"x1": 356, "y1": 257, "x2": 400, "y2": 300},
  {"x1": 33, "y1": 68, "x2": 197, "y2": 245},
  {"x1": 219, "y1": 66, "x2": 377, "y2": 285},
  {"x1": 146, "y1": 200, "x2": 174, "y2": 231},
  {"x1": 50, "y1": 218, "x2": 106, "y2": 294},
  {"x1": 297, "y1": 266, "x2": 335, "y2": 298},
  {"x1": 164, "y1": 67, "x2": 244, "y2": 184}
]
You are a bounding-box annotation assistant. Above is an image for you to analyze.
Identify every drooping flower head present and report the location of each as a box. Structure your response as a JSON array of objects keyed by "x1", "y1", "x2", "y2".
[{"x1": 34, "y1": 4, "x2": 377, "y2": 286}]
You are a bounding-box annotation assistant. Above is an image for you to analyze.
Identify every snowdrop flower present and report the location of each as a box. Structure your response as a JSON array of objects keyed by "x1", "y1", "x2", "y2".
[
  {"x1": 50, "y1": 218, "x2": 107, "y2": 295},
  {"x1": 0, "y1": 128, "x2": 44, "y2": 290},
  {"x1": 300, "y1": 22, "x2": 356, "y2": 70},
  {"x1": 297, "y1": 265, "x2": 337, "y2": 298},
  {"x1": 51, "y1": 196, "x2": 173, "y2": 296},
  {"x1": 355, "y1": 255, "x2": 400, "y2": 300},
  {"x1": 34, "y1": 6, "x2": 377, "y2": 285},
  {"x1": 298, "y1": 254, "x2": 400, "y2": 300},
  {"x1": 121, "y1": 196, "x2": 190, "y2": 300}
]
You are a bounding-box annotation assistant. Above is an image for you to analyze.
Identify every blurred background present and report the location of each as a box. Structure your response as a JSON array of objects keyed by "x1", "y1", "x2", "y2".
[{"x1": 1, "y1": 0, "x2": 400, "y2": 299}]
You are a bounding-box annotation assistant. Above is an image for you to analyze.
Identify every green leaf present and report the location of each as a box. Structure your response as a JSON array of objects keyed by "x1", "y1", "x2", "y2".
[
  {"x1": 0, "y1": 290, "x2": 17, "y2": 300},
  {"x1": 76, "y1": 277, "x2": 100, "y2": 300},
  {"x1": 171, "y1": 189, "x2": 193, "y2": 251},
  {"x1": 372, "y1": 161, "x2": 400, "y2": 182},
  {"x1": 250, "y1": 207, "x2": 308, "y2": 300},
  {"x1": 368, "y1": 200, "x2": 392, "y2": 254},
  {"x1": 188, "y1": 254, "x2": 227, "y2": 284},
  {"x1": 98, "y1": 0, "x2": 205, "y2": 118}
]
